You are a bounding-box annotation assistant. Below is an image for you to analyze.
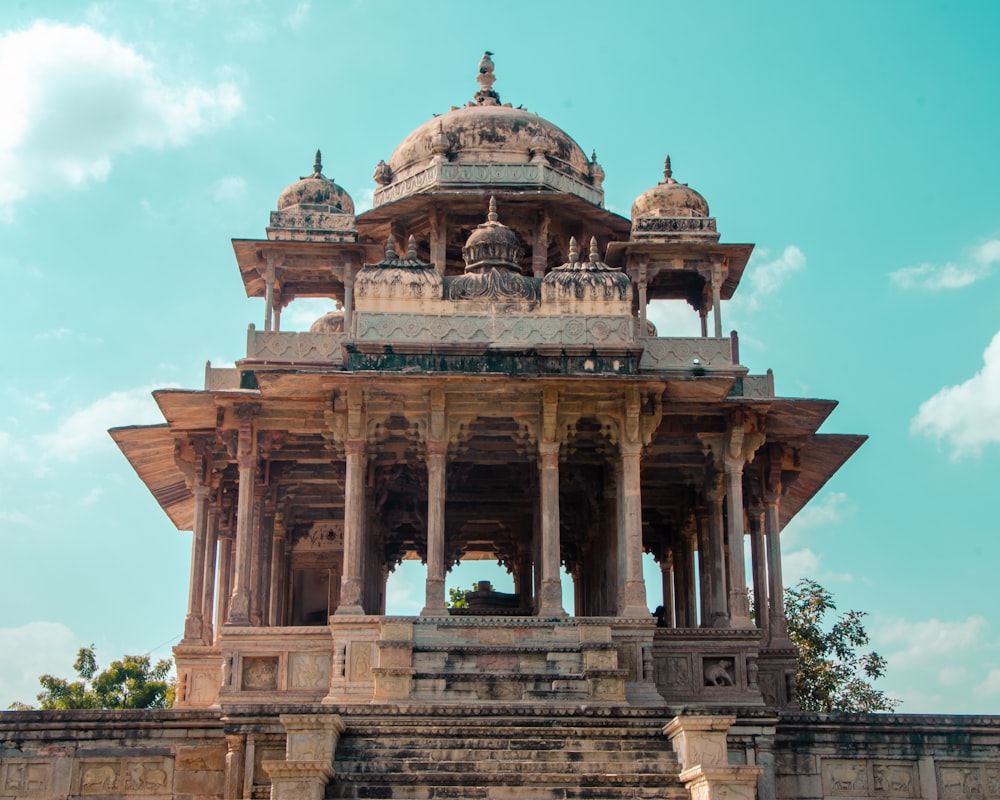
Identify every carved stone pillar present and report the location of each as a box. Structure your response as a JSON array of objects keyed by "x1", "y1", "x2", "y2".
[
  {"x1": 748, "y1": 504, "x2": 770, "y2": 634},
  {"x1": 183, "y1": 483, "x2": 211, "y2": 642},
  {"x1": 682, "y1": 530, "x2": 697, "y2": 627},
  {"x1": 665, "y1": 715, "x2": 762, "y2": 800},
  {"x1": 706, "y1": 475, "x2": 729, "y2": 628},
  {"x1": 695, "y1": 508, "x2": 713, "y2": 627},
  {"x1": 637, "y1": 256, "x2": 649, "y2": 337},
  {"x1": 659, "y1": 549, "x2": 674, "y2": 628},
  {"x1": 268, "y1": 516, "x2": 286, "y2": 627},
  {"x1": 429, "y1": 207, "x2": 447, "y2": 274},
  {"x1": 263, "y1": 714, "x2": 345, "y2": 800},
  {"x1": 249, "y1": 484, "x2": 269, "y2": 627},
  {"x1": 422, "y1": 440, "x2": 448, "y2": 615},
  {"x1": 201, "y1": 498, "x2": 219, "y2": 644},
  {"x1": 215, "y1": 530, "x2": 233, "y2": 635},
  {"x1": 516, "y1": 541, "x2": 533, "y2": 612},
  {"x1": 228, "y1": 408, "x2": 256, "y2": 626},
  {"x1": 618, "y1": 440, "x2": 648, "y2": 617},
  {"x1": 765, "y1": 468, "x2": 790, "y2": 644},
  {"x1": 537, "y1": 440, "x2": 565, "y2": 616},
  {"x1": 723, "y1": 454, "x2": 752, "y2": 627},
  {"x1": 343, "y1": 263, "x2": 354, "y2": 336},
  {"x1": 531, "y1": 210, "x2": 550, "y2": 278},
  {"x1": 337, "y1": 439, "x2": 367, "y2": 614}
]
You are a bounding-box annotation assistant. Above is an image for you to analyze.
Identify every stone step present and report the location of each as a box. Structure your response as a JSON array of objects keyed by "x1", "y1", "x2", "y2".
[
  {"x1": 337, "y1": 737, "x2": 674, "y2": 753},
  {"x1": 336, "y1": 748, "x2": 676, "y2": 764},
  {"x1": 329, "y1": 771, "x2": 686, "y2": 790},
  {"x1": 330, "y1": 784, "x2": 690, "y2": 800}
]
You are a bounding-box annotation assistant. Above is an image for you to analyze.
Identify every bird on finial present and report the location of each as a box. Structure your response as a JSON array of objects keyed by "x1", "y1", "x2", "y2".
[
  {"x1": 568, "y1": 236, "x2": 580, "y2": 263},
  {"x1": 474, "y1": 51, "x2": 500, "y2": 105},
  {"x1": 487, "y1": 196, "x2": 499, "y2": 224},
  {"x1": 589, "y1": 237, "x2": 601, "y2": 263},
  {"x1": 479, "y1": 51, "x2": 495, "y2": 74},
  {"x1": 663, "y1": 155, "x2": 673, "y2": 182}
]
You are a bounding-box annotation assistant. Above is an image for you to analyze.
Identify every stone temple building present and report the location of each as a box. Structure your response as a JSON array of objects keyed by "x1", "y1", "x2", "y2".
[{"x1": 3, "y1": 53, "x2": 999, "y2": 800}]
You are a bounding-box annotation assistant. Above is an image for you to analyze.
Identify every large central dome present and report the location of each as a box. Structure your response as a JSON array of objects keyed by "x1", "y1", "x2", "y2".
[{"x1": 372, "y1": 53, "x2": 604, "y2": 209}]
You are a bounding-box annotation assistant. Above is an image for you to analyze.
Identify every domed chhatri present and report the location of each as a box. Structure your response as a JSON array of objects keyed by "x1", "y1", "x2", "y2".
[
  {"x1": 373, "y1": 54, "x2": 603, "y2": 209},
  {"x1": 541, "y1": 237, "x2": 631, "y2": 306},
  {"x1": 447, "y1": 198, "x2": 538, "y2": 303},
  {"x1": 267, "y1": 150, "x2": 357, "y2": 243},
  {"x1": 630, "y1": 155, "x2": 719, "y2": 243}
]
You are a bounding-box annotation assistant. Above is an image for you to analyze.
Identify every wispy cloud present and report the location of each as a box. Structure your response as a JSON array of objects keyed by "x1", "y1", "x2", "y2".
[
  {"x1": 890, "y1": 239, "x2": 1000, "y2": 290},
  {"x1": 212, "y1": 175, "x2": 248, "y2": 203},
  {"x1": 0, "y1": 21, "x2": 242, "y2": 218},
  {"x1": 911, "y1": 330, "x2": 1000, "y2": 458},
  {"x1": 282, "y1": 298, "x2": 337, "y2": 331},
  {"x1": 781, "y1": 491, "x2": 854, "y2": 582},
  {"x1": 739, "y1": 245, "x2": 806, "y2": 312},
  {"x1": 284, "y1": 2, "x2": 311, "y2": 31},
  {"x1": 0, "y1": 621, "x2": 80, "y2": 709},
  {"x1": 34, "y1": 384, "x2": 175, "y2": 462}
]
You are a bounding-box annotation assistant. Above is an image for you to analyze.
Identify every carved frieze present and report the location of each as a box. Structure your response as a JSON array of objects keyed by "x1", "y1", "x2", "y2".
[
  {"x1": 938, "y1": 763, "x2": 1000, "y2": 798},
  {"x1": 247, "y1": 330, "x2": 345, "y2": 363},
  {"x1": 288, "y1": 652, "x2": 331, "y2": 690},
  {"x1": 242, "y1": 656, "x2": 279, "y2": 691},
  {"x1": 1, "y1": 760, "x2": 52, "y2": 797},
  {"x1": 823, "y1": 759, "x2": 919, "y2": 798},
  {"x1": 639, "y1": 336, "x2": 734, "y2": 369},
  {"x1": 74, "y1": 758, "x2": 173, "y2": 795}
]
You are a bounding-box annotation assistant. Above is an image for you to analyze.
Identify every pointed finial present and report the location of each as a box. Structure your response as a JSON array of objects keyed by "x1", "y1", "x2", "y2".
[
  {"x1": 589, "y1": 237, "x2": 600, "y2": 263},
  {"x1": 663, "y1": 154, "x2": 673, "y2": 182},
  {"x1": 487, "y1": 196, "x2": 499, "y2": 224},
  {"x1": 591, "y1": 149, "x2": 597, "y2": 162},
  {"x1": 474, "y1": 51, "x2": 500, "y2": 106},
  {"x1": 384, "y1": 235, "x2": 397, "y2": 260},
  {"x1": 568, "y1": 236, "x2": 579, "y2": 263},
  {"x1": 313, "y1": 149, "x2": 323, "y2": 176},
  {"x1": 406, "y1": 235, "x2": 418, "y2": 261}
]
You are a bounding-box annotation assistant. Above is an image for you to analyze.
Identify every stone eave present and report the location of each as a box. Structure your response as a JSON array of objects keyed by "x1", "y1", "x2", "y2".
[
  {"x1": 778, "y1": 433, "x2": 868, "y2": 527},
  {"x1": 109, "y1": 423, "x2": 193, "y2": 531},
  {"x1": 232, "y1": 238, "x2": 385, "y2": 300}
]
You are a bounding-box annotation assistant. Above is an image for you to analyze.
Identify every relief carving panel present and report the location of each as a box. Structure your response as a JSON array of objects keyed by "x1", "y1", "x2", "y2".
[
  {"x1": 288, "y1": 652, "x2": 331, "y2": 690},
  {"x1": 1, "y1": 760, "x2": 52, "y2": 797},
  {"x1": 938, "y1": 764, "x2": 1000, "y2": 799},
  {"x1": 823, "y1": 760, "x2": 919, "y2": 798},
  {"x1": 75, "y1": 758, "x2": 173, "y2": 795},
  {"x1": 242, "y1": 656, "x2": 279, "y2": 691},
  {"x1": 348, "y1": 643, "x2": 374, "y2": 682}
]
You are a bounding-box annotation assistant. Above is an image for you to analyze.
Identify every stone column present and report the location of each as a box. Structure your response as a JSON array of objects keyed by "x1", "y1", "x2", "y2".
[
  {"x1": 422, "y1": 440, "x2": 448, "y2": 615},
  {"x1": 264, "y1": 257, "x2": 275, "y2": 333},
  {"x1": 617, "y1": 440, "x2": 648, "y2": 617},
  {"x1": 749, "y1": 504, "x2": 770, "y2": 634},
  {"x1": 263, "y1": 714, "x2": 345, "y2": 800},
  {"x1": 249, "y1": 486, "x2": 268, "y2": 626},
  {"x1": 215, "y1": 530, "x2": 233, "y2": 635},
  {"x1": 201, "y1": 499, "x2": 219, "y2": 644},
  {"x1": 723, "y1": 454, "x2": 752, "y2": 627},
  {"x1": 227, "y1": 409, "x2": 256, "y2": 626},
  {"x1": 183, "y1": 482, "x2": 211, "y2": 642},
  {"x1": 268, "y1": 517, "x2": 285, "y2": 627},
  {"x1": 223, "y1": 733, "x2": 245, "y2": 800},
  {"x1": 516, "y1": 541, "x2": 534, "y2": 612},
  {"x1": 638, "y1": 257, "x2": 649, "y2": 337},
  {"x1": 659, "y1": 549, "x2": 674, "y2": 627},
  {"x1": 429, "y1": 207, "x2": 447, "y2": 274},
  {"x1": 343, "y1": 263, "x2": 354, "y2": 336},
  {"x1": 764, "y1": 468, "x2": 790, "y2": 644},
  {"x1": 670, "y1": 537, "x2": 689, "y2": 627},
  {"x1": 665, "y1": 715, "x2": 762, "y2": 800},
  {"x1": 696, "y1": 509, "x2": 713, "y2": 627},
  {"x1": 706, "y1": 475, "x2": 729, "y2": 627},
  {"x1": 336, "y1": 439, "x2": 366, "y2": 615},
  {"x1": 531, "y1": 211, "x2": 550, "y2": 278},
  {"x1": 699, "y1": 259, "x2": 726, "y2": 339},
  {"x1": 537, "y1": 440, "x2": 565, "y2": 616},
  {"x1": 683, "y1": 531, "x2": 698, "y2": 628}
]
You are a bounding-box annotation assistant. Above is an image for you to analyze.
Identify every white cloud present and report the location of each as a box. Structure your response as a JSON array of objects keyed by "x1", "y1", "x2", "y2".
[
  {"x1": 34, "y1": 384, "x2": 174, "y2": 462},
  {"x1": 911, "y1": 330, "x2": 1000, "y2": 458},
  {"x1": 877, "y1": 615, "x2": 987, "y2": 667},
  {"x1": 212, "y1": 175, "x2": 248, "y2": 203},
  {"x1": 81, "y1": 487, "x2": 104, "y2": 506},
  {"x1": 890, "y1": 238, "x2": 1000, "y2": 290},
  {"x1": 738, "y1": 245, "x2": 806, "y2": 312},
  {"x1": 284, "y1": 2, "x2": 311, "y2": 31},
  {"x1": 781, "y1": 547, "x2": 820, "y2": 581},
  {"x1": 975, "y1": 669, "x2": 1000, "y2": 696},
  {"x1": 782, "y1": 491, "x2": 849, "y2": 544},
  {"x1": 283, "y1": 298, "x2": 337, "y2": 331},
  {"x1": 646, "y1": 300, "x2": 702, "y2": 337},
  {"x1": 0, "y1": 21, "x2": 242, "y2": 218},
  {"x1": 354, "y1": 187, "x2": 375, "y2": 214},
  {"x1": 0, "y1": 621, "x2": 79, "y2": 709},
  {"x1": 0, "y1": 509, "x2": 36, "y2": 527}
]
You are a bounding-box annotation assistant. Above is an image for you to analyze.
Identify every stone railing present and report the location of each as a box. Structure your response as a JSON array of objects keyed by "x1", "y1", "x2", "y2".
[
  {"x1": 245, "y1": 326, "x2": 346, "y2": 364},
  {"x1": 736, "y1": 371, "x2": 775, "y2": 398},
  {"x1": 373, "y1": 160, "x2": 603, "y2": 207},
  {"x1": 651, "y1": 627, "x2": 764, "y2": 707},
  {"x1": 638, "y1": 336, "x2": 735, "y2": 371},
  {"x1": 203, "y1": 366, "x2": 241, "y2": 390}
]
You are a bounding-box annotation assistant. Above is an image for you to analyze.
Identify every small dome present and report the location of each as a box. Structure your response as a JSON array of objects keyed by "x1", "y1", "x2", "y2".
[
  {"x1": 277, "y1": 150, "x2": 355, "y2": 214},
  {"x1": 309, "y1": 311, "x2": 345, "y2": 334},
  {"x1": 630, "y1": 156, "x2": 709, "y2": 220},
  {"x1": 355, "y1": 236, "x2": 443, "y2": 300},
  {"x1": 462, "y1": 197, "x2": 524, "y2": 273},
  {"x1": 541, "y1": 237, "x2": 631, "y2": 303}
]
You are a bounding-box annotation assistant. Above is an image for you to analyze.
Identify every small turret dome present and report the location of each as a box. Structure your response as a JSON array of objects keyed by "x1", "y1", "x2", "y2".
[
  {"x1": 630, "y1": 155, "x2": 709, "y2": 220},
  {"x1": 277, "y1": 150, "x2": 355, "y2": 214},
  {"x1": 462, "y1": 197, "x2": 525, "y2": 272}
]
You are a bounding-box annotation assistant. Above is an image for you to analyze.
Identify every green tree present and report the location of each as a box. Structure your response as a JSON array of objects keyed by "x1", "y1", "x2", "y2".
[
  {"x1": 448, "y1": 585, "x2": 474, "y2": 609},
  {"x1": 9, "y1": 646, "x2": 174, "y2": 710},
  {"x1": 785, "y1": 579, "x2": 899, "y2": 713}
]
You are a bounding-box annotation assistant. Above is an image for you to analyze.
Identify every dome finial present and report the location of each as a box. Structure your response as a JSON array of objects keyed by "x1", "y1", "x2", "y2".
[
  {"x1": 487, "y1": 196, "x2": 499, "y2": 224},
  {"x1": 568, "y1": 236, "x2": 579, "y2": 264},
  {"x1": 474, "y1": 51, "x2": 501, "y2": 106},
  {"x1": 589, "y1": 237, "x2": 600, "y2": 263},
  {"x1": 663, "y1": 154, "x2": 673, "y2": 182},
  {"x1": 384, "y1": 235, "x2": 398, "y2": 261},
  {"x1": 406, "y1": 235, "x2": 418, "y2": 261},
  {"x1": 313, "y1": 149, "x2": 323, "y2": 177}
]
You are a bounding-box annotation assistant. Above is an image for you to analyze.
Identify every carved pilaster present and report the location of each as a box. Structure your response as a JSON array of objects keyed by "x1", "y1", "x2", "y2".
[
  {"x1": 665, "y1": 715, "x2": 762, "y2": 800},
  {"x1": 228, "y1": 404, "x2": 258, "y2": 626}
]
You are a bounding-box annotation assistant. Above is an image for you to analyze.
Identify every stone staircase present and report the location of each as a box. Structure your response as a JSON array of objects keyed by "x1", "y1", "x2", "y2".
[{"x1": 326, "y1": 712, "x2": 689, "y2": 800}]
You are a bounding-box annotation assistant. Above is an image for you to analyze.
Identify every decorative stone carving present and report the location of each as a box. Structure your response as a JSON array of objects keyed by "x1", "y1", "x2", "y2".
[
  {"x1": 823, "y1": 759, "x2": 920, "y2": 798},
  {"x1": 247, "y1": 329, "x2": 345, "y2": 363},
  {"x1": 938, "y1": 764, "x2": 1000, "y2": 798},
  {"x1": 541, "y1": 236, "x2": 632, "y2": 306},
  {"x1": 289, "y1": 652, "x2": 331, "y2": 690},
  {"x1": 704, "y1": 658, "x2": 736, "y2": 687},
  {"x1": 639, "y1": 336, "x2": 733, "y2": 369},
  {"x1": 355, "y1": 236, "x2": 443, "y2": 301},
  {"x1": 76, "y1": 758, "x2": 172, "y2": 795},
  {"x1": 1, "y1": 760, "x2": 52, "y2": 797},
  {"x1": 665, "y1": 715, "x2": 761, "y2": 800},
  {"x1": 242, "y1": 656, "x2": 279, "y2": 691},
  {"x1": 296, "y1": 520, "x2": 344, "y2": 551},
  {"x1": 348, "y1": 643, "x2": 374, "y2": 682}
]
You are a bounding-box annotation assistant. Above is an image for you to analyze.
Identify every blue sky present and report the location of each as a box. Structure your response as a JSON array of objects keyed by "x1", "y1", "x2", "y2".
[{"x1": 1, "y1": 1, "x2": 998, "y2": 713}]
